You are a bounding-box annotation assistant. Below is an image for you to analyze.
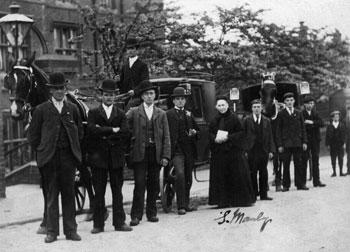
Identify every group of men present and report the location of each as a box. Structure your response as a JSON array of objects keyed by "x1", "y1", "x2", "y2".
[
  {"x1": 242, "y1": 92, "x2": 327, "y2": 202},
  {"x1": 28, "y1": 70, "x2": 199, "y2": 243},
  {"x1": 27, "y1": 36, "x2": 332, "y2": 243}
]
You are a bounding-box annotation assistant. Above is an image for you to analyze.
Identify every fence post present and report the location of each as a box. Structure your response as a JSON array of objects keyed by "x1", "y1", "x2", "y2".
[{"x1": 0, "y1": 109, "x2": 6, "y2": 198}]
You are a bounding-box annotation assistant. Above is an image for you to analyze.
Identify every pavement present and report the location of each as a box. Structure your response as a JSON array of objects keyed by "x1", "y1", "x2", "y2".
[
  {"x1": 0, "y1": 165, "x2": 210, "y2": 228},
  {"x1": 0, "y1": 155, "x2": 342, "y2": 229}
]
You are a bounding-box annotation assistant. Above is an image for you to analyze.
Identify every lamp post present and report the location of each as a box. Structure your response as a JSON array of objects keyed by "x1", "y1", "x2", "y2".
[{"x1": 0, "y1": 4, "x2": 34, "y2": 63}]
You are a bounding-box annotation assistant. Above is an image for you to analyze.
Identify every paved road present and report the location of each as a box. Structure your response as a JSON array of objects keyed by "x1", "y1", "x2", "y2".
[{"x1": 1, "y1": 156, "x2": 350, "y2": 252}]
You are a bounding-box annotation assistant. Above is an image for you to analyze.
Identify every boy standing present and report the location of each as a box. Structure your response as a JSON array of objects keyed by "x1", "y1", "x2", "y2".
[{"x1": 326, "y1": 111, "x2": 347, "y2": 177}]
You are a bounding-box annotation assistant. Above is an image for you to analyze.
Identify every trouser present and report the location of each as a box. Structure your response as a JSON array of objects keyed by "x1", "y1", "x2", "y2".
[
  {"x1": 346, "y1": 143, "x2": 350, "y2": 173},
  {"x1": 91, "y1": 166, "x2": 125, "y2": 228},
  {"x1": 281, "y1": 147, "x2": 304, "y2": 188},
  {"x1": 330, "y1": 144, "x2": 344, "y2": 173},
  {"x1": 273, "y1": 153, "x2": 282, "y2": 187},
  {"x1": 301, "y1": 140, "x2": 321, "y2": 185},
  {"x1": 248, "y1": 149, "x2": 269, "y2": 198},
  {"x1": 172, "y1": 150, "x2": 194, "y2": 209},
  {"x1": 38, "y1": 166, "x2": 47, "y2": 228},
  {"x1": 42, "y1": 148, "x2": 77, "y2": 236},
  {"x1": 131, "y1": 146, "x2": 160, "y2": 220}
]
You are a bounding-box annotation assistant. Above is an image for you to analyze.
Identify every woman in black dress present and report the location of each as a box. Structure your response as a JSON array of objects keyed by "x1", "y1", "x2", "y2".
[{"x1": 208, "y1": 96, "x2": 256, "y2": 208}]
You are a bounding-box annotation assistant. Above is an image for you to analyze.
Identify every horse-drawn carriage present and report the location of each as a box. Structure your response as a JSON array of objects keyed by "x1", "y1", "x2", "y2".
[{"x1": 4, "y1": 56, "x2": 217, "y2": 214}]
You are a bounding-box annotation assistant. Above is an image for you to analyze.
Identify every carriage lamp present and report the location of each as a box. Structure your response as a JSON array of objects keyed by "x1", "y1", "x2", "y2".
[{"x1": 0, "y1": 4, "x2": 34, "y2": 62}]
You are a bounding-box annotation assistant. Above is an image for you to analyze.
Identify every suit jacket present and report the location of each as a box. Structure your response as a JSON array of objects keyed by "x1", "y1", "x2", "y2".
[
  {"x1": 118, "y1": 58, "x2": 149, "y2": 94},
  {"x1": 325, "y1": 122, "x2": 347, "y2": 146},
  {"x1": 242, "y1": 114, "x2": 275, "y2": 154},
  {"x1": 126, "y1": 103, "x2": 171, "y2": 164},
  {"x1": 166, "y1": 108, "x2": 200, "y2": 158},
  {"x1": 86, "y1": 104, "x2": 130, "y2": 169},
  {"x1": 275, "y1": 108, "x2": 307, "y2": 148},
  {"x1": 28, "y1": 100, "x2": 83, "y2": 167},
  {"x1": 302, "y1": 109, "x2": 324, "y2": 143}
]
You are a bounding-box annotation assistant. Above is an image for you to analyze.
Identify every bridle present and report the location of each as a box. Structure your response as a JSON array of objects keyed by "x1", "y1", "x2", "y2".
[{"x1": 9, "y1": 65, "x2": 36, "y2": 113}]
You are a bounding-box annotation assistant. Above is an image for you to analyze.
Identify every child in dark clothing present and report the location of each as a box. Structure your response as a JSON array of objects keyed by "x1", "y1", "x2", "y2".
[{"x1": 326, "y1": 111, "x2": 347, "y2": 177}]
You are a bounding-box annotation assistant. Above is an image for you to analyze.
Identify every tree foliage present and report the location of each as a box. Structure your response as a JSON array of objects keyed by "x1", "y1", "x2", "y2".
[{"x1": 75, "y1": 1, "x2": 350, "y2": 98}]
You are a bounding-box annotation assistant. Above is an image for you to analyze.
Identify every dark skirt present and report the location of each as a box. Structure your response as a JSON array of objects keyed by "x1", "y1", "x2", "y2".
[{"x1": 209, "y1": 149, "x2": 256, "y2": 207}]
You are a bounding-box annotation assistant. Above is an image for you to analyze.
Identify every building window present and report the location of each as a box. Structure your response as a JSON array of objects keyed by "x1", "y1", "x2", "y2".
[{"x1": 53, "y1": 24, "x2": 78, "y2": 56}]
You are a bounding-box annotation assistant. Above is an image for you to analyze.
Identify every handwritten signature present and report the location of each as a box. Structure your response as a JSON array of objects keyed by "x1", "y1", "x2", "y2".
[{"x1": 214, "y1": 208, "x2": 272, "y2": 232}]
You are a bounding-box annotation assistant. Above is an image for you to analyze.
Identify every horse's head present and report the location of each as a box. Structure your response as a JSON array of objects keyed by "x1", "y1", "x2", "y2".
[
  {"x1": 260, "y1": 79, "x2": 278, "y2": 118},
  {"x1": 4, "y1": 54, "x2": 36, "y2": 120}
]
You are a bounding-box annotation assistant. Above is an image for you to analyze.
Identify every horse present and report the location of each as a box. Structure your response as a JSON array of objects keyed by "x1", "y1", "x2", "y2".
[{"x1": 4, "y1": 54, "x2": 97, "y2": 228}]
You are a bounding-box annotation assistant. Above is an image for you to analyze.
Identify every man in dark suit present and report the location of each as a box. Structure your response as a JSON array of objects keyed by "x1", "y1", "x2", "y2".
[
  {"x1": 28, "y1": 72, "x2": 83, "y2": 243},
  {"x1": 276, "y1": 92, "x2": 308, "y2": 192},
  {"x1": 118, "y1": 37, "x2": 149, "y2": 110},
  {"x1": 301, "y1": 96, "x2": 326, "y2": 187},
  {"x1": 127, "y1": 80, "x2": 171, "y2": 226},
  {"x1": 166, "y1": 87, "x2": 199, "y2": 215},
  {"x1": 243, "y1": 99, "x2": 275, "y2": 200},
  {"x1": 87, "y1": 79, "x2": 132, "y2": 234}
]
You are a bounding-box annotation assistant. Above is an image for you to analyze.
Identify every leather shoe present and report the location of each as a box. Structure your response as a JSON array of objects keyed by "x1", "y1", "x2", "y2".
[
  {"x1": 91, "y1": 227, "x2": 104, "y2": 234},
  {"x1": 297, "y1": 186, "x2": 309, "y2": 190},
  {"x1": 275, "y1": 185, "x2": 282, "y2": 192},
  {"x1": 37, "y1": 225, "x2": 47, "y2": 235},
  {"x1": 261, "y1": 196, "x2": 273, "y2": 200},
  {"x1": 147, "y1": 216, "x2": 159, "y2": 222},
  {"x1": 44, "y1": 235, "x2": 57, "y2": 243},
  {"x1": 340, "y1": 172, "x2": 347, "y2": 176},
  {"x1": 130, "y1": 218, "x2": 140, "y2": 226},
  {"x1": 178, "y1": 208, "x2": 186, "y2": 215},
  {"x1": 331, "y1": 172, "x2": 336, "y2": 177},
  {"x1": 314, "y1": 182, "x2": 326, "y2": 187},
  {"x1": 185, "y1": 206, "x2": 197, "y2": 212},
  {"x1": 281, "y1": 187, "x2": 289, "y2": 192},
  {"x1": 66, "y1": 233, "x2": 81, "y2": 241},
  {"x1": 115, "y1": 223, "x2": 133, "y2": 232}
]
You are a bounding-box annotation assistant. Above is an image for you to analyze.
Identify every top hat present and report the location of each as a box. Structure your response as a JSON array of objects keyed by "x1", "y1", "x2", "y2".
[
  {"x1": 303, "y1": 95, "x2": 315, "y2": 103},
  {"x1": 283, "y1": 92, "x2": 295, "y2": 100},
  {"x1": 126, "y1": 37, "x2": 139, "y2": 49},
  {"x1": 330, "y1": 110, "x2": 340, "y2": 117},
  {"x1": 171, "y1": 87, "x2": 188, "y2": 97},
  {"x1": 46, "y1": 72, "x2": 69, "y2": 87},
  {"x1": 137, "y1": 80, "x2": 157, "y2": 96},
  {"x1": 99, "y1": 79, "x2": 118, "y2": 92}
]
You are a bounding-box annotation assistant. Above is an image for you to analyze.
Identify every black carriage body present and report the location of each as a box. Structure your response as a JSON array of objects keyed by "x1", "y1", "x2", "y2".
[
  {"x1": 241, "y1": 82, "x2": 300, "y2": 113},
  {"x1": 150, "y1": 78, "x2": 217, "y2": 165}
]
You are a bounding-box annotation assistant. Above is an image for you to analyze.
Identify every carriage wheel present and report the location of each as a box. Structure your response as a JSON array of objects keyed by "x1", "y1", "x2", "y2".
[
  {"x1": 159, "y1": 165, "x2": 176, "y2": 213},
  {"x1": 74, "y1": 171, "x2": 86, "y2": 214}
]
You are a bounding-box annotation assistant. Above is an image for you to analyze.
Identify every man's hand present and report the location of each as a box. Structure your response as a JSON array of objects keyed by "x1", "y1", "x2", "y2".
[
  {"x1": 160, "y1": 158, "x2": 168, "y2": 167},
  {"x1": 303, "y1": 143, "x2": 308, "y2": 151},
  {"x1": 304, "y1": 119, "x2": 313, "y2": 124},
  {"x1": 278, "y1": 147, "x2": 284, "y2": 153},
  {"x1": 112, "y1": 127, "x2": 120, "y2": 133},
  {"x1": 127, "y1": 90, "x2": 135, "y2": 97}
]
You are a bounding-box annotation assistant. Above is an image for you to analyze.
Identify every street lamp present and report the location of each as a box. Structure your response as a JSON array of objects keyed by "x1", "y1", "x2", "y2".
[{"x1": 0, "y1": 4, "x2": 34, "y2": 63}]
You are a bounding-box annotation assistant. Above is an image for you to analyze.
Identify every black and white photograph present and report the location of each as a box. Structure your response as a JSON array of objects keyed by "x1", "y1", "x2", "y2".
[{"x1": 0, "y1": 0, "x2": 350, "y2": 251}]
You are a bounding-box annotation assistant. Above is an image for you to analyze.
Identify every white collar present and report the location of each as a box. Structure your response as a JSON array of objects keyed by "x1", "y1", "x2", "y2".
[
  {"x1": 286, "y1": 107, "x2": 294, "y2": 115},
  {"x1": 52, "y1": 97, "x2": 64, "y2": 105},
  {"x1": 175, "y1": 106, "x2": 184, "y2": 111},
  {"x1": 333, "y1": 121, "x2": 339, "y2": 128},
  {"x1": 102, "y1": 103, "x2": 113, "y2": 119},
  {"x1": 129, "y1": 56, "x2": 138, "y2": 67}
]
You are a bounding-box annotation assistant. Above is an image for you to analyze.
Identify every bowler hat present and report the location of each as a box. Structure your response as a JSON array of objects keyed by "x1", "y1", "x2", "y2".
[
  {"x1": 126, "y1": 37, "x2": 139, "y2": 49},
  {"x1": 99, "y1": 79, "x2": 118, "y2": 92},
  {"x1": 171, "y1": 87, "x2": 188, "y2": 97},
  {"x1": 137, "y1": 80, "x2": 157, "y2": 96},
  {"x1": 46, "y1": 72, "x2": 69, "y2": 87},
  {"x1": 303, "y1": 96, "x2": 315, "y2": 103},
  {"x1": 330, "y1": 110, "x2": 340, "y2": 117},
  {"x1": 283, "y1": 92, "x2": 294, "y2": 100}
]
